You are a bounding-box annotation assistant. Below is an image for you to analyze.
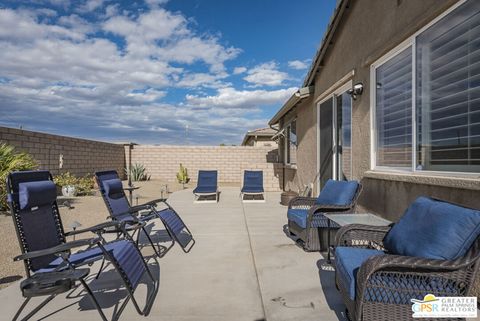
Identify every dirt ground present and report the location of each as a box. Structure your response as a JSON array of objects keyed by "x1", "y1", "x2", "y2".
[{"x1": 0, "y1": 180, "x2": 191, "y2": 289}]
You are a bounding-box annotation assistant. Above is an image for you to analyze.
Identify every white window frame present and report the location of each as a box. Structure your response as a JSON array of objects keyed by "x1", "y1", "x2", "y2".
[
  {"x1": 284, "y1": 118, "x2": 297, "y2": 166},
  {"x1": 370, "y1": 0, "x2": 479, "y2": 176}
]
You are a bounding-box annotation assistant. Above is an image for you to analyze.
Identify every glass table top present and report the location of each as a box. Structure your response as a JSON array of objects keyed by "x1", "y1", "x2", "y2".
[{"x1": 323, "y1": 213, "x2": 392, "y2": 227}]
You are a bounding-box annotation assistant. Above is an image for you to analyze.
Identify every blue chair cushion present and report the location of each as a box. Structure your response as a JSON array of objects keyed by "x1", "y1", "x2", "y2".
[
  {"x1": 316, "y1": 179, "x2": 359, "y2": 206},
  {"x1": 287, "y1": 209, "x2": 340, "y2": 229},
  {"x1": 38, "y1": 240, "x2": 146, "y2": 288},
  {"x1": 241, "y1": 186, "x2": 264, "y2": 193},
  {"x1": 193, "y1": 186, "x2": 217, "y2": 194},
  {"x1": 383, "y1": 197, "x2": 480, "y2": 260},
  {"x1": 242, "y1": 171, "x2": 264, "y2": 193},
  {"x1": 335, "y1": 246, "x2": 384, "y2": 300},
  {"x1": 102, "y1": 179, "x2": 124, "y2": 198},
  {"x1": 19, "y1": 181, "x2": 57, "y2": 210},
  {"x1": 288, "y1": 209, "x2": 308, "y2": 228}
]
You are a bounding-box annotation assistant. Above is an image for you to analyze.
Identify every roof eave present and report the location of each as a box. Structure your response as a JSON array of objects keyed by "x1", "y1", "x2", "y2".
[
  {"x1": 268, "y1": 86, "x2": 314, "y2": 126},
  {"x1": 303, "y1": 0, "x2": 349, "y2": 87}
]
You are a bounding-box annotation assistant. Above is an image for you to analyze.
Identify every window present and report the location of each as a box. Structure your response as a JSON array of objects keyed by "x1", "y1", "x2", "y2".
[
  {"x1": 336, "y1": 91, "x2": 352, "y2": 179},
  {"x1": 375, "y1": 47, "x2": 412, "y2": 169},
  {"x1": 416, "y1": 1, "x2": 480, "y2": 172},
  {"x1": 373, "y1": 0, "x2": 480, "y2": 174},
  {"x1": 285, "y1": 120, "x2": 297, "y2": 165}
]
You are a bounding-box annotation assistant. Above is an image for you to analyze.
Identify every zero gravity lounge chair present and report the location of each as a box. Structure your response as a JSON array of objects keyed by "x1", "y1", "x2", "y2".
[
  {"x1": 240, "y1": 170, "x2": 265, "y2": 202},
  {"x1": 6, "y1": 170, "x2": 157, "y2": 321},
  {"x1": 193, "y1": 170, "x2": 219, "y2": 203},
  {"x1": 95, "y1": 170, "x2": 195, "y2": 257}
]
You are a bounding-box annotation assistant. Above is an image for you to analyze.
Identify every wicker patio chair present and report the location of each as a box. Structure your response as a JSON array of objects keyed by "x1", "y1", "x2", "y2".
[
  {"x1": 287, "y1": 179, "x2": 362, "y2": 251},
  {"x1": 334, "y1": 197, "x2": 480, "y2": 321}
]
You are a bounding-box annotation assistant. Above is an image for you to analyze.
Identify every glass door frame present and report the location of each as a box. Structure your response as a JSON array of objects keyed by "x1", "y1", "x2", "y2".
[{"x1": 316, "y1": 81, "x2": 353, "y2": 192}]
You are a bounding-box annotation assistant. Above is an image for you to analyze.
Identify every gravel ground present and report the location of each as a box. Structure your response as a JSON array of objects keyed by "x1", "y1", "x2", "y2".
[{"x1": 0, "y1": 180, "x2": 191, "y2": 289}]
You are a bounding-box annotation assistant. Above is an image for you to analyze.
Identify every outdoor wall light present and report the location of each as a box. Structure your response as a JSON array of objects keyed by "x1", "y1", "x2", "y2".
[{"x1": 348, "y1": 82, "x2": 364, "y2": 100}]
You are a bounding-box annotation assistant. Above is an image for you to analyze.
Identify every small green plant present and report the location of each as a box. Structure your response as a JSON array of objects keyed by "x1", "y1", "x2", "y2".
[
  {"x1": 176, "y1": 163, "x2": 190, "y2": 188},
  {"x1": 53, "y1": 172, "x2": 77, "y2": 187},
  {"x1": 53, "y1": 172, "x2": 95, "y2": 196},
  {"x1": 76, "y1": 175, "x2": 95, "y2": 195},
  {"x1": 0, "y1": 143, "x2": 38, "y2": 211},
  {"x1": 126, "y1": 163, "x2": 150, "y2": 182}
]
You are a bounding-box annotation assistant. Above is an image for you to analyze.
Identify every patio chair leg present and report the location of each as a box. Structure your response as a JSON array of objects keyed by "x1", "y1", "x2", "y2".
[
  {"x1": 141, "y1": 226, "x2": 164, "y2": 257},
  {"x1": 12, "y1": 297, "x2": 31, "y2": 321},
  {"x1": 95, "y1": 257, "x2": 106, "y2": 280},
  {"x1": 129, "y1": 258, "x2": 159, "y2": 317},
  {"x1": 80, "y1": 278, "x2": 108, "y2": 321},
  {"x1": 15, "y1": 295, "x2": 54, "y2": 321}
]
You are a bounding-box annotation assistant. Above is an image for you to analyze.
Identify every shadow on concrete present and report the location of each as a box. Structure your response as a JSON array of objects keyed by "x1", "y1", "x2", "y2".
[
  {"x1": 282, "y1": 224, "x2": 308, "y2": 251},
  {"x1": 41, "y1": 260, "x2": 160, "y2": 321},
  {"x1": 0, "y1": 275, "x2": 22, "y2": 285},
  {"x1": 316, "y1": 258, "x2": 347, "y2": 321}
]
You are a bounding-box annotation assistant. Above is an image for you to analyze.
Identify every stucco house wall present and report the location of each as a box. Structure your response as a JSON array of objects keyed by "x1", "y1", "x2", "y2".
[{"x1": 277, "y1": 0, "x2": 479, "y2": 219}]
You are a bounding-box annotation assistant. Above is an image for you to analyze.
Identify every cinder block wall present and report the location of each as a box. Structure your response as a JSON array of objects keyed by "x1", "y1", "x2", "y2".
[
  {"x1": 0, "y1": 126, "x2": 125, "y2": 177},
  {"x1": 128, "y1": 145, "x2": 283, "y2": 191}
]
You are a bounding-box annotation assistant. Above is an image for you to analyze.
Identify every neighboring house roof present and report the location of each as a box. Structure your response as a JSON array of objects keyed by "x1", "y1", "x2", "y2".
[
  {"x1": 268, "y1": 0, "x2": 349, "y2": 126},
  {"x1": 241, "y1": 127, "x2": 276, "y2": 146}
]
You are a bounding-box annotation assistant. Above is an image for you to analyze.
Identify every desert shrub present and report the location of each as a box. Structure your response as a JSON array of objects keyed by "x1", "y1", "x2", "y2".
[
  {"x1": 176, "y1": 163, "x2": 190, "y2": 186},
  {"x1": 126, "y1": 163, "x2": 150, "y2": 181},
  {"x1": 54, "y1": 172, "x2": 95, "y2": 196},
  {"x1": 53, "y1": 172, "x2": 77, "y2": 187},
  {"x1": 0, "y1": 143, "x2": 38, "y2": 211}
]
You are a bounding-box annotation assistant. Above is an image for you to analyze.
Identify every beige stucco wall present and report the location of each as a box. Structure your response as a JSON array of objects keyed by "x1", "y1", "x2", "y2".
[
  {"x1": 0, "y1": 126, "x2": 126, "y2": 177},
  {"x1": 281, "y1": 0, "x2": 480, "y2": 219},
  {"x1": 129, "y1": 145, "x2": 283, "y2": 191},
  {"x1": 280, "y1": 96, "x2": 318, "y2": 193}
]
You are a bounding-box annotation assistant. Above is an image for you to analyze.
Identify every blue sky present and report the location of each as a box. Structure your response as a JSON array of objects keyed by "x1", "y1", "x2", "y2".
[{"x1": 0, "y1": 0, "x2": 336, "y2": 145}]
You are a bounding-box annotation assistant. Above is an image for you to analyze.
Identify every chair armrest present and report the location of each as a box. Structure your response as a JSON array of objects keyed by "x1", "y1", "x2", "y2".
[
  {"x1": 14, "y1": 237, "x2": 101, "y2": 261},
  {"x1": 142, "y1": 198, "x2": 168, "y2": 207},
  {"x1": 335, "y1": 224, "x2": 391, "y2": 248},
  {"x1": 288, "y1": 197, "x2": 317, "y2": 209},
  {"x1": 361, "y1": 253, "x2": 476, "y2": 274},
  {"x1": 308, "y1": 204, "x2": 353, "y2": 216},
  {"x1": 354, "y1": 252, "x2": 480, "y2": 309},
  {"x1": 65, "y1": 221, "x2": 123, "y2": 236},
  {"x1": 128, "y1": 204, "x2": 151, "y2": 213}
]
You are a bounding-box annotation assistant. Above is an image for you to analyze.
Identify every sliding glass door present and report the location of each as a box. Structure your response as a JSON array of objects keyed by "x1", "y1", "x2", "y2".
[
  {"x1": 318, "y1": 86, "x2": 352, "y2": 189},
  {"x1": 319, "y1": 98, "x2": 334, "y2": 188}
]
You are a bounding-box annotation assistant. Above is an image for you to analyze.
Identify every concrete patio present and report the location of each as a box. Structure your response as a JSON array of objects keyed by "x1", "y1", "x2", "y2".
[{"x1": 0, "y1": 186, "x2": 345, "y2": 321}]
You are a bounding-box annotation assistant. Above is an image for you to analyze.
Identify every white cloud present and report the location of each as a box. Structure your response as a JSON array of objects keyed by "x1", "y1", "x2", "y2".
[
  {"x1": 127, "y1": 88, "x2": 166, "y2": 102},
  {"x1": 76, "y1": 0, "x2": 106, "y2": 13},
  {"x1": 145, "y1": 0, "x2": 170, "y2": 8},
  {"x1": 288, "y1": 59, "x2": 309, "y2": 70},
  {"x1": 177, "y1": 73, "x2": 229, "y2": 88},
  {"x1": 185, "y1": 87, "x2": 296, "y2": 109},
  {"x1": 243, "y1": 62, "x2": 289, "y2": 87},
  {"x1": 0, "y1": 9, "x2": 87, "y2": 41},
  {"x1": 233, "y1": 66, "x2": 247, "y2": 75},
  {"x1": 104, "y1": 4, "x2": 119, "y2": 18},
  {"x1": 155, "y1": 36, "x2": 241, "y2": 73},
  {"x1": 0, "y1": 5, "x2": 290, "y2": 144}
]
